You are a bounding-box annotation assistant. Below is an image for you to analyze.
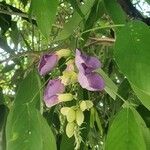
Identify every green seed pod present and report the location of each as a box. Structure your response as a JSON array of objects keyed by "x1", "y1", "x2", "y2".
[
  {"x1": 66, "y1": 108, "x2": 76, "y2": 122},
  {"x1": 66, "y1": 122, "x2": 75, "y2": 138},
  {"x1": 76, "y1": 109, "x2": 84, "y2": 126}
]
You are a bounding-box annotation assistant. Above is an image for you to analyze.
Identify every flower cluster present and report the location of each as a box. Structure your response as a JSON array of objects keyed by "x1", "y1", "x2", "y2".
[
  {"x1": 38, "y1": 49, "x2": 104, "y2": 108},
  {"x1": 61, "y1": 100, "x2": 93, "y2": 138},
  {"x1": 38, "y1": 49, "x2": 105, "y2": 147}
]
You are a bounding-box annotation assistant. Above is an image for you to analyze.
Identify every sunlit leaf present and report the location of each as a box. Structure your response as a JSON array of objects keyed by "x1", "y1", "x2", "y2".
[
  {"x1": 98, "y1": 69, "x2": 118, "y2": 100},
  {"x1": 30, "y1": 0, "x2": 58, "y2": 39}
]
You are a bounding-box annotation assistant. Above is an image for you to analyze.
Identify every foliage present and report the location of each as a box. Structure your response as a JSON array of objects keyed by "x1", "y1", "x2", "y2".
[{"x1": 0, "y1": 0, "x2": 150, "y2": 150}]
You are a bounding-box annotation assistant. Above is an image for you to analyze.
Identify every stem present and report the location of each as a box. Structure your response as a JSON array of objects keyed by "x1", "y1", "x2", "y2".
[{"x1": 80, "y1": 24, "x2": 125, "y2": 35}]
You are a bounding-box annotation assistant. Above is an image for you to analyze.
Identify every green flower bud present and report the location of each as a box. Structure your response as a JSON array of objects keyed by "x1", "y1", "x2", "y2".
[
  {"x1": 70, "y1": 71, "x2": 77, "y2": 83},
  {"x1": 80, "y1": 101, "x2": 87, "y2": 111},
  {"x1": 60, "y1": 71, "x2": 77, "y2": 85},
  {"x1": 61, "y1": 107, "x2": 70, "y2": 116},
  {"x1": 76, "y1": 109, "x2": 84, "y2": 126},
  {"x1": 66, "y1": 108, "x2": 76, "y2": 122},
  {"x1": 58, "y1": 93, "x2": 73, "y2": 102},
  {"x1": 56, "y1": 49, "x2": 71, "y2": 58},
  {"x1": 80, "y1": 100, "x2": 93, "y2": 111},
  {"x1": 86, "y1": 101, "x2": 93, "y2": 110},
  {"x1": 66, "y1": 122, "x2": 75, "y2": 138}
]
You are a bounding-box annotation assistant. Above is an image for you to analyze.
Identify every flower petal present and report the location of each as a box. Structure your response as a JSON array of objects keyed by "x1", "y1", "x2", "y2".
[
  {"x1": 44, "y1": 79, "x2": 65, "y2": 106},
  {"x1": 38, "y1": 53, "x2": 58, "y2": 76},
  {"x1": 78, "y1": 72, "x2": 105, "y2": 91},
  {"x1": 44, "y1": 95, "x2": 59, "y2": 107},
  {"x1": 75, "y1": 49, "x2": 101, "y2": 73}
]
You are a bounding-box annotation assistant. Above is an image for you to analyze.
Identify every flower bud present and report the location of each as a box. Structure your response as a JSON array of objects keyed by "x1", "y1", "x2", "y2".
[
  {"x1": 86, "y1": 101, "x2": 93, "y2": 110},
  {"x1": 56, "y1": 49, "x2": 71, "y2": 58},
  {"x1": 66, "y1": 122, "x2": 75, "y2": 138},
  {"x1": 60, "y1": 71, "x2": 77, "y2": 85},
  {"x1": 70, "y1": 71, "x2": 77, "y2": 83},
  {"x1": 80, "y1": 101, "x2": 87, "y2": 111},
  {"x1": 80, "y1": 100, "x2": 93, "y2": 111},
  {"x1": 76, "y1": 109, "x2": 84, "y2": 126},
  {"x1": 66, "y1": 59, "x2": 75, "y2": 71},
  {"x1": 61, "y1": 107, "x2": 70, "y2": 116},
  {"x1": 58, "y1": 93, "x2": 73, "y2": 102},
  {"x1": 66, "y1": 108, "x2": 76, "y2": 122}
]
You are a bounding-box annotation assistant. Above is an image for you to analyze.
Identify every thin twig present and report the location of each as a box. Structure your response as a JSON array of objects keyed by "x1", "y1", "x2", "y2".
[
  {"x1": 89, "y1": 37, "x2": 115, "y2": 43},
  {"x1": 84, "y1": 37, "x2": 115, "y2": 47}
]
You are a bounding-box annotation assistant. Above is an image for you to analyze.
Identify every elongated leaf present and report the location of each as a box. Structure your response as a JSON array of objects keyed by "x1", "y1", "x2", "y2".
[
  {"x1": 55, "y1": 0, "x2": 95, "y2": 41},
  {"x1": 114, "y1": 21, "x2": 150, "y2": 110},
  {"x1": 6, "y1": 70, "x2": 57, "y2": 150},
  {"x1": 98, "y1": 69, "x2": 118, "y2": 100},
  {"x1": 82, "y1": 0, "x2": 105, "y2": 42},
  {"x1": 105, "y1": 107, "x2": 146, "y2": 150},
  {"x1": 68, "y1": 0, "x2": 85, "y2": 18},
  {"x1": 30, "y1": 0, "x2": 58, "y2": 39},
  {"x1": 0, "y1": 105, "x2": 8, "y2": 150},
  {"x1": 104, "y1": 0, "x2": 126, "y2": 24}
]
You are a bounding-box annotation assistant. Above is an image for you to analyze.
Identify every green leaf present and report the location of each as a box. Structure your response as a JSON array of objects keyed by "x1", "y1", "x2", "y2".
[
  {"x1": 82, "y1": 0, "x2": 105, "y2": 42},
  {"x1": 54, "y1": 0, "x2": 95, "y2": 41},
  {"x1": 6, "y1": 70, "x2": 57, "y2": 150},
  {"x1": 30, "y1": 0, "x2": 58, "y2": 39},
  {"x1": 0, "y1": 105, "x2": 7, "y2": 131},
  {"x1": 6, "y1": 106, "x2": 57, "y2": 150},
  {"x1": 10, "y1": 21, "x2": 20, "y2": 46},
  {"x1": 114, "y1": 21, "x2": 150, "y2": 110},
  {"x1": 2, "y1": 64, "x2": 15, "y2": 73},
  {"x1": 68, "y1": 0, "x2": 85, "y2": 19},
  {"x1": 98, "y1": 69, "x2": 118, "y2": 100},
  {"x1": 20, "y1": 0, "x2": 28, "y2": 7},
  {"x1": 60, "y1": 134, "x2": 74, "y2": 150},
  {"x1": 104, "y1": 0, "x2": 126, "y2": 24},
  {"x1": 14, "y1": 69, "x2": 41, "y2": 108},
  {"x1": 0, "y1": 87, "x2": 4, "y2": 105},
  {"x1": 145, "y1": 0, "x2": 150, "y2": 4},
  {"x1": 132, "y1": 85, "x2": 150, "y2": 110},
  {"x1": 132, "y1": 108, "x2": 150, "y2": 150},
  {"x1": 94, "y1": 108, "x2": 103, "y2": 135},
  {"x1": 105, "y1": 107, "x2": 146, "y2": 150}
]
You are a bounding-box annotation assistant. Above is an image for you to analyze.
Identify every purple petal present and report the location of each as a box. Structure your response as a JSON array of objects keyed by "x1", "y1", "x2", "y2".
[
  {"x1": 44, "y1": 79, "x2": 65, "y2": 106},
  {"x1": 44, "y1": 95, "x2": 59, "y2": 107},
  {"x1": 75, "y1": 49, "x2": 101, "y2": 73},
  {"x1": 78, "y1": 72, "x2": 105, "y2": 91},
  {"x1": 38, "y1": 53, "x2": 58, "y2": 76}
]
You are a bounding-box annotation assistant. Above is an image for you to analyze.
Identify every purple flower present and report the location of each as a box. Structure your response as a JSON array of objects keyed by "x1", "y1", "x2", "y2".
[
  {"x1": 78, "y1": 72, "x2": 104, "y2": 91},
  {"x1": 44, "y1": 79, "x2": 65, "y2": 107},
  {"x1": 38, "y1": 53, "x2": 58, "y2": 76},
  {"x1": 75, "y1": 49, "x2": 101, "y2": 74},
  {"x1": 75, "y1": 49, "x2": 104, "y2": 91}
]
